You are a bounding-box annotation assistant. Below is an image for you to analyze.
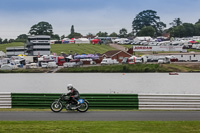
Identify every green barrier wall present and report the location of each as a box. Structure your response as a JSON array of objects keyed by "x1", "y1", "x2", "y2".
[{"x1": 11, "y1": 93, "x2": 138, "y2": 109}]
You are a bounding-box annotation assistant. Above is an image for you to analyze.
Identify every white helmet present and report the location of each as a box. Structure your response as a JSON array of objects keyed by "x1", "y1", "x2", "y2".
[{"x1": 67, "y1": 84, "x2": 73, "y2": 90}]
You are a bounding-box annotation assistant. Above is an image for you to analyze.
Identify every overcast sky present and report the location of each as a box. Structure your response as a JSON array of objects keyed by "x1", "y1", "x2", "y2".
[{"x1": 0, "y1": 0, "x2": 200, "y2": 39}]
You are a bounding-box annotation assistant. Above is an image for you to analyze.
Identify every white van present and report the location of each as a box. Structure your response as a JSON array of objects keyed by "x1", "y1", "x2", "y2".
[
  {"x1": 47, "y1": 62, "x2": 58, "y2": 68},
  {"x1": 101, "y1": 58, "x2": 119, "y2": 65},
  {"x1": 26, "y1": 63, "x2": 38, "y2": 69},
  {"x1": 158, "y1": 56, "x2": 171, "y2": 64},
  {"x1": 1, "y1": 64, "x2": 13, "y2": 70}
]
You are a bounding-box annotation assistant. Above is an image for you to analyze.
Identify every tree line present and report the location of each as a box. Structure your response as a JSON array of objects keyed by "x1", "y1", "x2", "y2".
[{"x1": 1, "y1": 9, "x2": 200, "y2": 44}]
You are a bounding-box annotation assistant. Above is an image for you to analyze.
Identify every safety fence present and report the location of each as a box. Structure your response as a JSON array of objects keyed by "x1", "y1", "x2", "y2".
[
  {"x1": 138, "y1": 94, "x2": 200, "y2": 110},
  {"x1": 0, "y1": 92, "x2": 11, "y2": 108},
  {"x1": 11, "y1": 93, "x2": 139, "y2": 109},
  {"x1": 1, "y1": 93, "x2": 200, "y2": 110}
]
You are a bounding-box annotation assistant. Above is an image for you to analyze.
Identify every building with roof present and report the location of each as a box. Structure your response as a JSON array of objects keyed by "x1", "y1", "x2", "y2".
[
  {"x1": 101, "y1": 50, "x2": 132, "y2": 63},
  {"x1": 26, "y1": 35, "x2": 51, "y2": 56},
  {"x1": 6, "y1": 47, "x2": 27, "y2": 57},
  {"x1": 6, "y1": 35, "x2": 51, "y2": 57}
]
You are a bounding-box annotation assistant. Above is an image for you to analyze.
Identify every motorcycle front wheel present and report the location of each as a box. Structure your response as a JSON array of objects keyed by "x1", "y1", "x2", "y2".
[
  {"x1": 77, "y1": 101, "x2": 89, "y2": 112},
  {"x1": 50, "y1": 101, "x2": 63, "y2": 112}
]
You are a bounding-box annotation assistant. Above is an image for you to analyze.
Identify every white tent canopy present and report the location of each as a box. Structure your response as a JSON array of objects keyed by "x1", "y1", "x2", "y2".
[
  {"x1": 0, "y1": 51, "x2": 6, "y2": 57},
  {"x1": 75, "y1": 38, "x2": 90, "y2": 44},
  {"x1": 134, "y1": 36, "x2": 152, "y2": 42}
]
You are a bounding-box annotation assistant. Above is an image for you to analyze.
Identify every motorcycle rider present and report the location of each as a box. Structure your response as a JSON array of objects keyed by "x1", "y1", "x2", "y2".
[{"x1": 67, "y1": 84, "x2": 80, "y2": 105}]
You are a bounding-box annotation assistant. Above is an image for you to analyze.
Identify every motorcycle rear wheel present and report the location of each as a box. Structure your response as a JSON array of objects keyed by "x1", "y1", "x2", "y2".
[{"x1": 50, "y1": 101, "x2": 63, "y2": 112}]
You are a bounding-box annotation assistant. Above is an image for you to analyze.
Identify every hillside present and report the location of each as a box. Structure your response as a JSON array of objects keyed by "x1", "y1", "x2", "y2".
[
  {"x1": 0, "y1": 42, "x2": 25, "y2": 53},
  {"x1": 51, "y1": 43, "x2": 116, "y2": 55},
  {"x1": 0, "y1": 42, "x2": 116, "y2": 55}
]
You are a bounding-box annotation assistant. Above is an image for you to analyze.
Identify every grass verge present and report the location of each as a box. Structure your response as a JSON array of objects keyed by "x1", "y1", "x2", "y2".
[
  {"x1": 0, "y1": 42, "x2": 25, "y2": 53},
  {"x1": 0, "y1": 121, "x2": 200, "y2": 133},
  {"x1": 0, "y1": 68, "x2": 50, "y2": 73},
  {"x1": 57, "y1": 63, "x2": 200, "y2": 73},
  {"x1": 57, "y1": 64, "x2": 168, "y2": 73}
]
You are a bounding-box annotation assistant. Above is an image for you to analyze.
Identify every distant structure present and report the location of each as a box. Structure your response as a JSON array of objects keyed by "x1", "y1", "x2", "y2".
[
  {"x1": 6, "y1": 47, "x2": 27, "y2": 57},
  {"x1": 26, "y1": 35, "x2": 51, "y2": 56},
  {"x1": 6, "y1": 35, "x2": 51, "y2": 57}
]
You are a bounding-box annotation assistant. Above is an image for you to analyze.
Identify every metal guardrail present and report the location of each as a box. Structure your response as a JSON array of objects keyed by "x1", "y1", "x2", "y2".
[
  {"x1": 138, "y1": 94, "x2": 200, "y2": 110},
  {"x1": 0, "y1": 92, "x2": 12, "y2": 108},
  {"x1": 11, "y1": 93, "x2": 139, "y2": 109}
]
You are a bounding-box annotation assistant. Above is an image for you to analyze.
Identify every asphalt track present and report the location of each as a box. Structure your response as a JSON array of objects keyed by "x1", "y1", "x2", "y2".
[{"x1": 0, "y1": 111, "x2": 200, "y2": 121}]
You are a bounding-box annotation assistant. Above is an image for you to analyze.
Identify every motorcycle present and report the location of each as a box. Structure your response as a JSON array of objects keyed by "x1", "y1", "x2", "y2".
[{"x1": 50, "y1": 94, "x2": 89, "y2": 113}]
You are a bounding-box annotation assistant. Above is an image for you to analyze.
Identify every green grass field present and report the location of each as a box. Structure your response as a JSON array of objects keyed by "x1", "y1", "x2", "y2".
[
  {"x1": 51, "y1": 43, "x2": 116, "y2": 55},
  {"x1": 0, "y1": 42, "x2": 116, "y2": 55},
  {"x1": 0, "y1": 42, "x2": 25, "y2": 53},
  {"x1": 0, "y1": 121, "x2": 199, "y2": 133},
  {"x1": 121, "y1": 44, "x2": 133, "y2": 49}
]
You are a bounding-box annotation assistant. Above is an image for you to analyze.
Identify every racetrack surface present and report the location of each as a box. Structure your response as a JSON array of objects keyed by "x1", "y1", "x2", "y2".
[{"x1": 0, "y1": 111, "x2": 200, "y2": 121}]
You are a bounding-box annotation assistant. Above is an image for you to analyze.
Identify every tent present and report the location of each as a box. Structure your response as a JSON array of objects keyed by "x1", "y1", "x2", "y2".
[
  {"x1": 196, "y1": 40, "x2": 200, "y2": 43},
  {"x1": 62, "y1": 38, "x2": 70, "y2": 44},
  {"x1": 189, "y1": 40, "x2": 198, "y2": 44},
  {"x1": 91, "y1": 39, "x2": 101, "y2": 44},
  {"x1": 75, "y1": 38, "x2": 90, "y2": 44},
  {"x1": 0, "y1": 51, "x2": 6, "y2": 57},
  {"x1": 134, "y1": 36, "x2": 152, "y2": 42},
  {"x1": 69, "y1": 38, "x2": 75, "y2": 43}
]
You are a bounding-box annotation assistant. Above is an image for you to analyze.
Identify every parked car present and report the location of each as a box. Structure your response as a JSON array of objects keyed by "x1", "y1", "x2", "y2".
[
  {"x1": 1, "y1": 64, "x2": 13, "y2": 70},
  {"x1": 101, "y1": 58, "x2": 119, "y2": 65},
  {"x1": 63, "y1": 61, "x2": 83, "y2": 68},
  {"x1": 26, "y1": 63, "x2": 38, "y2": 69},
  {"x1": 41, "y1": 62, "x2": 48, "y2": 68},
  {"x1": 64, "y1": 62, "x2": 76, "y2": 68},
  {"x1": 47, "y1": 62, "x2": 58, "y2": 68},
  {"x1": 158, "y1": 57, "x2": 171, "y2": 64}
]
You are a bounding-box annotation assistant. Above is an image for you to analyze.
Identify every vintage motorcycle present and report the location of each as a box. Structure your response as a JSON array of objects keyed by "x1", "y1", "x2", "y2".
[{"x1": 50, "y1": 94, "x2": 89, "y2": 112}]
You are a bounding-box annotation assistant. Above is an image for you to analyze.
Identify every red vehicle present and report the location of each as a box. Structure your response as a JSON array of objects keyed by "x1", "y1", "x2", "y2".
[{"x1": 54, "y1": 56, "x2": 66, "y2": 66}]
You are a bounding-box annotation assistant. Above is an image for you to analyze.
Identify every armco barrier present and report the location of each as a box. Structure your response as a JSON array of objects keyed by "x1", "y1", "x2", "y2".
[
  {"x1": 11, "y1": 93, "x2": 139, "y2": 109},
  {"x1": 0, "y1": 92, "x2": 11, "y2": 108},
  {"x1": 138, "y1": 94, "x2": 200, "y2": 110}
]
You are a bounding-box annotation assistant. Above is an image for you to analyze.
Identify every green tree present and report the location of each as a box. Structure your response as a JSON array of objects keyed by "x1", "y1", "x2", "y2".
[
  {"x1": 96, "y1": 31, "x2": 108, "y2": 37},
  {"x1": 171, "y1": 25, "x2": 185, "y2": 37},
  {"x1": 195, "y1": 19, "x2": 200, "y2": 24},
  {"x1": 60, "y1": 35, "x2": 66, "y2": 39},
  {"x1": 194, "y1": 23, "x2": 200, "y2": 36},
  {"x1": 137, "y1": 26, "x2": 156, "y2": 37},
  {"x1": 15, "y1": 34, "x2": 28, "y2": 42},
  {"x1": 169, "y1": 23, "x2": 195, "y2": 37},
  {"x1": 132, "y1": 10, "x2": 166, "y2": 36},
  {"x1": 119, "y1": 28, "x2": 127, "y2": 38},
  {"x1": 0, "y1": 38, "x2": 2, "y2": 44},
  {"x1": 127, "y1": 32, "x2": 135, "y2": 38},
  {"x1": 109, "y1": 32, "x2": 118, "y2": 37},
  {"x1": 51, "y1": 34, "x2": 60, "y2": 40},
  {"x1": 86, "y1": 33, "x2": 95, "y2": 39},
  {"x1": 68, "y1": 32, "x2": 82, "y2": 39},
  {"x1": 182, "y1": 23, "x2": 195, "y2": 37},
  {"x1": 71, "y1": 25, "x2": 75, "y2": 34},
  {"x1": 67, "y1": 25, "x2": 82, "y2": 39},
  {"x1": 9, "y1": 39, "x2": 15, "y2": 43},
  {"x1": 2, "y1": 39, "x2": 8, "y2": 44},
  {"x1": 29, "y1": 21, "x2": 53, "y2": 36},
  {"x1": 170, "y1": 18, "x2": 182, "y2": 27}
]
